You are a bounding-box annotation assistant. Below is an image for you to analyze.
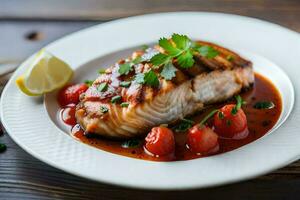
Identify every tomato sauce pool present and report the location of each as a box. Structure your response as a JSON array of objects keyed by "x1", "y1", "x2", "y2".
[{"x1": 58, "y1": 73, "x2": 282, "y2": 161}]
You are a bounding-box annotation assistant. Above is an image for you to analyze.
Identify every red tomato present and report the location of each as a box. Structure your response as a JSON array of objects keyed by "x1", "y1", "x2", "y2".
[
  {"x1": 187, "y1": 125, "x2": 219, "y2": 154},
  {"x1": 145, "y1": 127, "x2": 175, "y2": 157},
  {"x1": 58, "y1": 84, "x2": 88, "y2": 106},
  {"x1": 213, "y1": 104, "x2": 248, "y2": 139}
]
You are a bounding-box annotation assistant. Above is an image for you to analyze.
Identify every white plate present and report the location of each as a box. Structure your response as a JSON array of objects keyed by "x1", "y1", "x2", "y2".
[{"x1": 1, "y1": 12, "x2": 300, "y2": 190}]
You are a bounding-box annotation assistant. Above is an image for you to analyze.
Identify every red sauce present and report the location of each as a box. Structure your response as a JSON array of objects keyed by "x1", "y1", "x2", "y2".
[
  {"x1": 60, "y1": 104, "x2": 77, "y2": 126},
  {"x1": 59, "y1": 73, "x2": 282, "y2": 161}
]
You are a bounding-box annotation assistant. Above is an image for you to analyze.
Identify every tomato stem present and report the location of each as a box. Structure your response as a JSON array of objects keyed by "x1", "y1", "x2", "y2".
[
  {"x1": 199, "y1": 109, "x2": 219, "y2": 127},
  {"x1": 231, "y1": 95, "x2": 244, "y2": 115}
]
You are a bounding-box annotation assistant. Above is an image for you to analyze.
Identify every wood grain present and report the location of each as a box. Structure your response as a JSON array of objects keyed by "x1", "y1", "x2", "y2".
[{"x1": 1, "y1": 0, "x2": 300, "y2": 199}]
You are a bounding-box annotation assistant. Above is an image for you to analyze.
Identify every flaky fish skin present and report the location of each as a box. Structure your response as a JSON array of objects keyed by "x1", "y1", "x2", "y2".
[{"x1": 75, "y1": 41, "x2": 254, "y2": 138}]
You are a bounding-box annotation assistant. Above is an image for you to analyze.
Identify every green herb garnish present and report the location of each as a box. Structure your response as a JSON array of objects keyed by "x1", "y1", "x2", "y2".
[
  {"x1": 226, "y1": 119, "x2": 232, "y2": 126},
  {"x1": 196, "y1": 46, "x2": 219, "y2": 59},
  {"x1": 160, "y1": 62, "x2": 177, "y2": 80},
  {"x1": 199, "y1": 109, "x2": 219, "y2": 126},
  {"x1": 98, "y1": 69, "x2": 106, "y2": 74},
  {"x1": 122, "y1": 139, "x2": 140, "y2": 148},
  {"x1": 84, "y1": 80, "x2": 94, "y2": 87},
  {"x1": 135, "y1": 70, "x2": 159, "y2": 87},
  {"x1": 111, "y1": 95, "x2": 121, "y2": 104},
  {"x1": 118, "y1": 63, "x2": 132, "y2": 75},
  {"x1": 231, "y1": 95, "x2": 245, "y2": 115},
  {"x1": 226, "y1": 55, "x2": 234, "y2": 61},
  {"x1": 150, "y1": 53, "x2": 171, "y2": 66},
  {"x1": 118, "y1": 56, "x2": 143, "y2": 75},
  {"x1": 135, "y1": 73, "x2": 145, "y2": 84},
  {"x1": 99, "y1": 105, "x2": 109, "y2": 113},
  {"x1": 120, "y1": 81, "x2": 131, "y2": 88},
  {"x1": 174, "y1": 118, "x2": 194, "y2": 132},
  {"x1": 218, "y1": 111, "x2": 224, "y2": 119},
  {"x1": 150, "y1": 34, "x2": 219, "y2": 70},
  {"x1": 132, "y1": 56, "x2": 142, "y2": 64},
  {"x1": 253, "y1": 101, "x2": 275, "y2": 109},
  {"x1": 97, "y1": 82, "x2": 108, "y2": 92},
  {"x1": 120, "y1": 102, "x2": 130, "y2": 107},
  {"x1": 150, "y1": 34, "x2": 195, "y2": 68},
  {"x1": 0, "y1": 143, "x2": 6, "y2": 153}
]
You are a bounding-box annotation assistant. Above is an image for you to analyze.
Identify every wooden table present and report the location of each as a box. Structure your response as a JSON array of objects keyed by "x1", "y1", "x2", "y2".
[{"x1": 1, "y1": 1, "x2": 300, "y2": 199}]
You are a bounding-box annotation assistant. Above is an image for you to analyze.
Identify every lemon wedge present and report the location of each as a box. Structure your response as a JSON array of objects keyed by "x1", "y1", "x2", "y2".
[{"x1": 16, "y1": 49, "x2": 73, "y2": 96}]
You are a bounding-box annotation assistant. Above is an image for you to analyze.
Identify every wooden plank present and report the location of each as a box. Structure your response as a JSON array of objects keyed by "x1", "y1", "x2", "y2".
[
  {"x1": 0, "y1": 21, "x2": 98, "y2": 61},
  {"x1": 1, "y1": 0, "x2": 300, "y2": 33}
]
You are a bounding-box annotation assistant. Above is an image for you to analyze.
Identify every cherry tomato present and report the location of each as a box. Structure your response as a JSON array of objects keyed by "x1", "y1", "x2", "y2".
[
  {"x1": 213, "y1": 104, "x2": 248, "y2": 139},
  {"x1": 145, "y1": 127, "x2": 175, "y2": 157},
  {"x1": 58, "y1": 84, "x2": 88, "y2": 106},
  {"x1": 187, "y1": 125, "x2": 219, "y2": 154}
]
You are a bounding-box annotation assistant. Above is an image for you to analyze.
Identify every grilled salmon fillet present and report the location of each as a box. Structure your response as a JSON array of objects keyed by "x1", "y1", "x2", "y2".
[{"x1": 76, "y1": 41, "x2": 254, "y2": 138}]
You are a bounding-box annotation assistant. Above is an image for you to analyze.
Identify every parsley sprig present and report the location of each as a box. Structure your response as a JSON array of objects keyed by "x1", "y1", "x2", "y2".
[{"x1": 150, "y1": 33, "x2": 219, "y2": 80}]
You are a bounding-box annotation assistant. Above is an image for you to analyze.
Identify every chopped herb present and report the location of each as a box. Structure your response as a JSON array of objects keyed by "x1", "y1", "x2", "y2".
[
  {"x1": 84, "y1": 80, "x2": 94, "y2": 87},
  {"x1": 173, "y1": 118, "x2": 194, "y2": 132},
  {"x1": 0, "y1": 143, "x2": 6, "y2": 153},
  {"x1": 160, "y1": 62, "x2": 177, "y2": 80},
  {"x1": 118, "y1": 63, "x2": 132, "y2": 75},
  {"x1": 118, "y1": 56, "x2": 144, "y2": 76},
  {"x1": 134, "y1": 73, "x2": 145, "y2": 84},
  {"x1": 253, "y1": 101, "x2": 275, "y2": 109},
  {"x1": 135, "y1": 70, "x2": 159, "y2": 87},
  {"x1": 226, "y1": 55, "x2": 234, "y2": 61},
  {"x1": 226, "y1": 119, "x2": 232, "y2": 126},
  {"x1": 196, "y1": 46, "x2": 219, "y2": 59},
  {"x1": 132, "y1": 56, "x2": 142, "y2": 64},
  {"x1": 98, "y1": 69, "x2": 106, "y2": 74},
  {"x1": 231, "y1": 95, "x2": 244, "y2": 115},
  {"x1": 120, "y1": 81, "x2": 131, "y2": 88},
  {"x1": 141, "y1": 44, "x2": 149, "y2": 51},
  {"x1": 143, "y1": 70, "x2": 160, "y2": 87},
  {"x1": 99, "y1": 105, "x2": 109, "y2": 113},
  {"x1": 122, "y1": 139, "x2": 140, "y2": 148},
  {"x1": 111, "y1": 95, "x2": 121, "y2": 103},
  {"x1": 218, "y1": 111, "x2": 224, "y2": 119},
  {"x1": 97, "y1": 82, "x2": 108, "y2": 92},
  {"x1": 199, "y1": 109, "x2": 219, "y2": 126},
  {"x1": 120, "y1": 102, "x2": 130, "y2": 107}
]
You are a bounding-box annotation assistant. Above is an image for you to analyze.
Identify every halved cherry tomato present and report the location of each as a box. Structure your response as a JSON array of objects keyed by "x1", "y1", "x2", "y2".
[
  {"x1": 187, "y1": 125, "x2": 219, "y2": 154},
  {"x1": 58, "y1": 83, "x2": 88, "y2": 106},
  {"x1": 145, "y1": 127, "x2": 175, "y2": 157},
  {"x1": 213, "y1": 104, "x2": 248, "y2": 139}
]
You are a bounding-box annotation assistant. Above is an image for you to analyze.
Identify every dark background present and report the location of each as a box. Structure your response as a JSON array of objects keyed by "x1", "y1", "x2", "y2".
[{"x1": 0, "y1": 0, "x2": 300, "y2": 199}]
